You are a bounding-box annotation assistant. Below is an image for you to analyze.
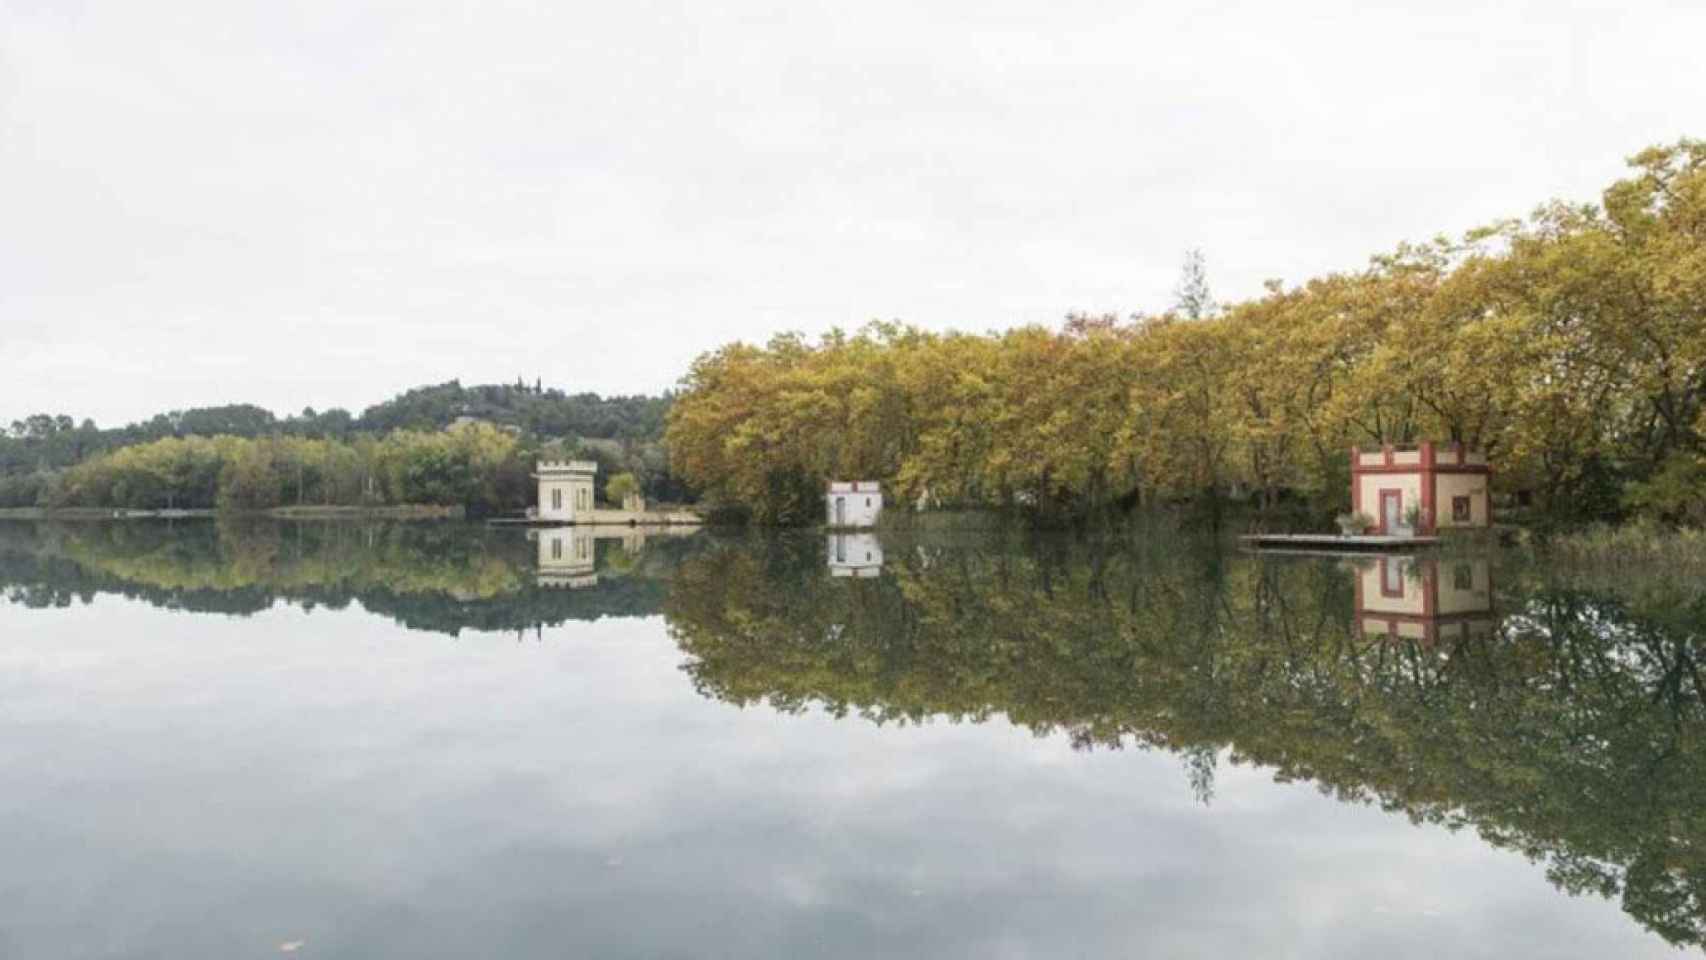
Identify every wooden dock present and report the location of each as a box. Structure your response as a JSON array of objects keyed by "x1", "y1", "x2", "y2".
[{"x1": 1240, "y1": 533, "x2": 1440, "y2": 553}]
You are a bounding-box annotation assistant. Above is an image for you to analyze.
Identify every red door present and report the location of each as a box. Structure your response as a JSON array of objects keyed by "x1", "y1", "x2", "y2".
[{"x1": 1379, "y1": 490, "x2": 1402, "y2": 534}]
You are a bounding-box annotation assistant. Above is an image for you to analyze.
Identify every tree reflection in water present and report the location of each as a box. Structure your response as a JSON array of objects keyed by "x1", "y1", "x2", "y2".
[
  {"x1": 2, "y1": 519, "x2": 1703, "y2": 946},
  {"x1": 0, "y1": 518, "x2": 701, "y2": 635},
  {"x1": 667, "y1": 533, "x2": 1706, "y2": 949}
]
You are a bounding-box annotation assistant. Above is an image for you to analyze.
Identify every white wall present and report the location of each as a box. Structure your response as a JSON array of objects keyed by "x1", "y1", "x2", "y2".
[
  {"x1": 1357, "y1": 474, "x2": 1421, "y2": 533},
  {"x1": 826, "y1": 488, "x2": 883, "y2": 527},
  {"x1": 536, "y1": 527, "x2": 595, "y2": 569},
  {"x1": 539, "y1": 477, "x2": 595, "y2": 521},
  {"x1": 1357, "y1": 558, "x2": 1427, "y2": 616},
  {"x1": 1435, "y1": 473, "x2": 1490, "y2": 528},
  {"x1": 827, "y1": 533, "x2": 883, "y2": 576}
]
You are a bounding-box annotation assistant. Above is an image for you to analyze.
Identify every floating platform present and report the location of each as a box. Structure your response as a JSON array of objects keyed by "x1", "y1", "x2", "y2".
[{"x1": 1240, "y1": 533, "x2": 1440, "y2": 553}]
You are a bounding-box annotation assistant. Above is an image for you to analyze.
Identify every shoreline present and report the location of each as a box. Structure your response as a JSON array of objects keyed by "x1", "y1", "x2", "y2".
[{"x1": 0, "y1": 504, "x2": 466, "y2": 521}]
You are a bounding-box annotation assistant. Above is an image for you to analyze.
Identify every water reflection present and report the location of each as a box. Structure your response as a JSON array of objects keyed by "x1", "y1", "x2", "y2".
[
  {"x1": 0, "y1": 519, "x2": 695, "y2": 635},
  {"x1": 532, "y1": 526, "x2": 598, "y2": 587},
  {"x1": 530, "y1": 526, "x2": 698, "y2": 589},
  {"x1": 665, "y1": 535, "x2": 1706, "y2": 949},
  {"x1": 827, "y1": 532, "x2": 883, "y2": 577},
  {"x1": 1353, "y1": 554, "x2": 1497, "y2": 643},
  {"x1": 2, "y1": 520, "x2": 1704, "y2": 949}
]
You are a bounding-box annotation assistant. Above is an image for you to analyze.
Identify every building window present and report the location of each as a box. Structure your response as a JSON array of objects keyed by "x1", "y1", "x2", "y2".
[
  {"x1": 1453, "y1": 563, "x2": 1473, "y2": 591},
  {"x1": 551, "y1": 538, "x2": 562, "y2": 560},
  {"x1": 1452, "y1": 495, "x2": 1471, "y2": 523},
  {"x1": 1381, "y1": 559, "x2": 1405, "y2": 596},
  {"x1": 552, "y1": 489, "x2": 562, "y2": 510},
  {"x1": 865, "y1": 497, "x2": 871, "y2": 507}
]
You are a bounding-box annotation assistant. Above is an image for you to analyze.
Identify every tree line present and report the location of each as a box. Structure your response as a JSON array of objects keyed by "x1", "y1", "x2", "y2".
[
  {"x1": 7, "y1": 423, "x2": 682, "y2": 513},
  {"x1": 1, "y1": 381, "x2": 684, "y2": 510},
  {"x1": 666, "y1": 141, "x2": 1706, "y2": 526}
]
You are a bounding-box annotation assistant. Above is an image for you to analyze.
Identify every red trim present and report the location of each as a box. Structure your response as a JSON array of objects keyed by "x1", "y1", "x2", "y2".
[
  {"x1": 1350, "y1": 463, "x2": 1490, "y2": 475},
  {"x1": 1350, "y1": 446, "x2": 1362, "y2": 519},
  {"x1": 1421, "y1": 559, "x2": 1437, "y2": 617},
  {"x1": 1420, "y1": 443, "x2": 1436, "y2": 535},
  {"x1": 1351, "y1": 445, "x2": 1490, "y2": 531},
  {"x1": 1369, "y1": 610, "x2": 1493, "y2": 627},
  {"x1": 1356, "y1": 557, "x2": 1496, "y2": 647},
  {"x1": 1358, "y1": 613, "x2": 1499, "y2": 647},
  {"x1": 1360, "y1": 616, "x2": 1434, "y2": 646},
  {"x1": 1378, "y1": 557, "x2": 1405, "y2": 598},
  {"x1": 1377, "y1": 489, "x2": 1401, "y2": 534}
]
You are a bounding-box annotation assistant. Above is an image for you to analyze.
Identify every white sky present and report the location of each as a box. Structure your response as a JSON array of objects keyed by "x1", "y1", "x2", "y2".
[{"x1": 2, "y1": 0, "x2": 1703, "y2": 426}]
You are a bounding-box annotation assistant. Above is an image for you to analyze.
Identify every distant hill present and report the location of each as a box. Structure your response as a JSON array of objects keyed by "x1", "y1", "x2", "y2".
[
  {"x1": 354, "y1": 380, "x2": 670, "y2": 439},
  {"x1": 0, "y1": 381, "x2": 672, "y2": 479}
]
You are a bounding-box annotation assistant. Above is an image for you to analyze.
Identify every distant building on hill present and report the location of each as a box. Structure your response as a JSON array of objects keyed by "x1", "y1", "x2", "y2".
[
  {"x1": 451, "y1": 415, "x2": 520, "y2": 434},
  {"x1": 826, "y1": 481, "x2": 882, "y2": 528},
  {"x1": 1351, "y1": 443, "x2": 1491, "y2": 535}
]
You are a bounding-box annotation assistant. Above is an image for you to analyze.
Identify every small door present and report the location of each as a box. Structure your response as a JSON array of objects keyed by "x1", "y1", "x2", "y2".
[{"x1": 1381, "y1": 490, "x2": 1402, "y2": 534}]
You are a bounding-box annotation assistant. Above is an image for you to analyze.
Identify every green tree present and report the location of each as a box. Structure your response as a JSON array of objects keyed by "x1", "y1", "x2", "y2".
[{"x1": 606, "y1": 472, "x2": 640, "y2": 506}]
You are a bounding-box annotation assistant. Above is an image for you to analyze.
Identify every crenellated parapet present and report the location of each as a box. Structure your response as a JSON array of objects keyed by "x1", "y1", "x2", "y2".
[{"x1": 533, "y1": 460, "x2": 599, "y2": 477}]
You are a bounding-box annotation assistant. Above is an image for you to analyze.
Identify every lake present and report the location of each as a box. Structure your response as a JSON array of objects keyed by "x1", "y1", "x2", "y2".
[{"x1": 1, "y1": 518, "x2": 1701, "y2": 958}]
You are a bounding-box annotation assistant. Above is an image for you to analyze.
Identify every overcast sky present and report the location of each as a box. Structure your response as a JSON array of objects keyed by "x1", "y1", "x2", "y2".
[{"x1": 2, "y1": 0, "x2": 1702, "y2": 427}]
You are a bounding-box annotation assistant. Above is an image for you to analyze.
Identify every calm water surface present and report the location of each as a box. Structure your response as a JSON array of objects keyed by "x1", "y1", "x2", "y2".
[{"x1": 1, "y1": 519, "x2": 1702, "y2": 958}]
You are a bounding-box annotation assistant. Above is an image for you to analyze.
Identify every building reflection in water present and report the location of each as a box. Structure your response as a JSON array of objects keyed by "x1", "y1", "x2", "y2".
[
  {"x1": 826, "y1": 532, "x2": 883, "y2": 578},
  {"x1": 531, "y1": 527, "x2": 597, "y2": 588},
  {"x1": 1353, "y1": 554, "x2": 1495, "y2": 644},
  {"x1": 528, "y1": 526, "x2": 697, "y2": 588}
]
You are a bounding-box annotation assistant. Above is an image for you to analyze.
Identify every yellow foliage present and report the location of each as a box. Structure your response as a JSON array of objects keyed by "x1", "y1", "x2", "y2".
[{"x1": 667, "y1": 141, "x2": 1706, "y2": 521}]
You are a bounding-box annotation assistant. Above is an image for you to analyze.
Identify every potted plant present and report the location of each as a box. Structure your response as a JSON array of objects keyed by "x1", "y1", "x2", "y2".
[
  {"x1": 1403, "y1": 503, "x2": 1424, "y2": 536},
  {"x1": 1335, "y1": 511, "x2": 1373, "y2": 536}
]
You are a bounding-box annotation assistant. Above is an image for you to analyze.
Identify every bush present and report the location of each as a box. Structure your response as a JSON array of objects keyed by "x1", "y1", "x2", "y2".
[
  {"x1": 1335, "y1": 511, "x2": 1373, "y2": 535},
  {"x1": 1538, "y1": 521, "x2": 1706, "y2": 568},
  {"x1": 606, "y1": 472, "x2": 640, "y2": 506},
  {"x1": 1626, "y1": 453, "x2": 1706, "y2": 525}
]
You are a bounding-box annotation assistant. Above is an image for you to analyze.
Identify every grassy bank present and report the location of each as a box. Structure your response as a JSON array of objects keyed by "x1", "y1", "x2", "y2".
[{"x1": 1525, "y1": 522, "x2": 1706, "y2": 569}]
